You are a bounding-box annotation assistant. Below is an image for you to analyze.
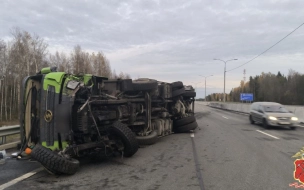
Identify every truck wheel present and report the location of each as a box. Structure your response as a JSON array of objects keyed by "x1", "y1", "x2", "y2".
[
  {"x1": 31, "y1": 144, "x2": 79, "y2": 175},
  {"x1": 132, "y1": 78, "x2": 158, "y2": 91},
  {"x1": 174, "y1": 121, "x2": 198, "y2": 133},
  {"x1": 172, "y1": 87, "x2": 185, "y2": 97},
  {"x1": 171, "y1": 81, "x2": 183, "y2": 90},
  {"x1": 120, "y1": 79, "x2": 133, "y2": 91},
  {"x1": 109, "y1": 121, "x2": 139, "y2": 157},
  {"x1": 42, "y1": 165, "x2": 62, "y2": 175},
  {"x1": 136, "y1": 131, "x2": 158, "y2": 145},
  {"x1": 173, "y1": 116, "x2": 196, "y2": 127},
  {"x1": 182, "y1": 91, "x2": 196, "y2": 97}
]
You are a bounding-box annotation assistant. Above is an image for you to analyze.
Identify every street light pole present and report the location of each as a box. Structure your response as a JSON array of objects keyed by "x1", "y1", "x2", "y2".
[
  {"x1": 205, "y1": 78, "x2": 207, "y2": 102},
  {"x1": 213, "y1": 59, "x2": 237, "y2": 102},
  {"x1": 199, "y1": 75, "x2": 213, "y2": 102},
  {"x1": 224, "y1": 62, "x2": 226, "y2": 102}
]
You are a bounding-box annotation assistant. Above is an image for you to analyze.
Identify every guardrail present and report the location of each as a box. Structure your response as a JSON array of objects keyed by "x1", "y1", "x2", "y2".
[
  {"x1": 0, "y1": 125, "x2": 20, "y2": 145},
  {"x1": 207, "y1": 102, "x2": 250, "y2": 115},
  {"x1": 202, "y1": 101, "x2": 304, "y2": 125}
]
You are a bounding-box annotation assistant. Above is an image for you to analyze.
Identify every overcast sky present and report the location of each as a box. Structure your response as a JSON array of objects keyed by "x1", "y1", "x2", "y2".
[{"x1": 1, "y1": 0, "x2": 304, "y2": 98}]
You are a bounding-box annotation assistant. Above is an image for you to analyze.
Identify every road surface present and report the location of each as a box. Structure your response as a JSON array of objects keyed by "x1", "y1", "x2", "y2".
[{"x1": 1, "y1": 104, "x2": 303, "y2": 189}]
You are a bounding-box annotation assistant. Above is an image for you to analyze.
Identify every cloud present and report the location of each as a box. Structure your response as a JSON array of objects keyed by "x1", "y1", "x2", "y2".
[{"x1": 1, "y1": 0, "x2": 304, "y2": 98}]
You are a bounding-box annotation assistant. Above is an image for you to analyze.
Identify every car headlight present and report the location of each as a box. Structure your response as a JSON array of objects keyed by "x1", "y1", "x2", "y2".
[
  {"x1": 291, "y1": 117, "x2": 298, "y2": 121},
  {"x1": 268, "y1": 116, "x2": 277, "y2": 120}
]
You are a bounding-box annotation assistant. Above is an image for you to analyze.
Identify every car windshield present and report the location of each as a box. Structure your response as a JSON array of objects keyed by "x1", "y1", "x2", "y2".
[{"x1": 263, "y1": 105, "x2": 289, "y2": 113}]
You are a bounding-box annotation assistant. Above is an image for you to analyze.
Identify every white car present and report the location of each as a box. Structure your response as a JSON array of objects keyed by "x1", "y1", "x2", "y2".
[{"x1": 249, "y1": 102, "x2": 298, "y2": 130}]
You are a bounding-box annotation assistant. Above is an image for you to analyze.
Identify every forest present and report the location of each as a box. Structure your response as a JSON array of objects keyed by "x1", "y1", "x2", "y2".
[
  {"x1": 2, "y1": 29, "x2": 303, "y2": 123},
  {"x1": 0, "y1": 28, "x2": 130, "y2": 123},
  {"x1": 206, "y1": 70, "x2": 304, "y2": 105}
]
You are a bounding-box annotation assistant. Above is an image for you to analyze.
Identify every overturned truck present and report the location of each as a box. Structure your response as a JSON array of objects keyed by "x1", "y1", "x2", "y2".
[{"x1": 19, "y1": 67, "x2": 197, "y2": 174}]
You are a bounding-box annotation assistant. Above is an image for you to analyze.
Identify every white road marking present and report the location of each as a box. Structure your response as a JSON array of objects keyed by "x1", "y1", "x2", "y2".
[
  {"x1": 190, "y1": 133, "x2": 195, "y2": 138},
  {"x1": 256, "y1": 130, "x2": 280, "y2": 139},
  {"x1": 222, "y1": 116, "x2": 229, "y2": 119},
  {"x1": 0, "y1": 167, "x2": 43, "y2": 189}
]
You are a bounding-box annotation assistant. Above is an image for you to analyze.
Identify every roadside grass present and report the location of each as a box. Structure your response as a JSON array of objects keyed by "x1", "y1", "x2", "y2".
[
  {"x1": 0, "y1": 120, "x2": 19, "y2": 126},
  {"x1": 3, "y1": 134, "x2": 20, "y2": 144}
]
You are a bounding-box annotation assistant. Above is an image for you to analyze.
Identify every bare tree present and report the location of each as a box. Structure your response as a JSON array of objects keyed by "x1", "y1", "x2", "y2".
[
  {"x1": 0, "y1": 29, "x2": 131, "y2": 122},
  {"x1": 71, "y1": 45, "x2": 84, "y2": 74}
]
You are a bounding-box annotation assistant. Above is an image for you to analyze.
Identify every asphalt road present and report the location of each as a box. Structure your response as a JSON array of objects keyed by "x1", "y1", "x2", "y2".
[{"x1": 1, "y1": 104, "x2": 303, "y2": 190}]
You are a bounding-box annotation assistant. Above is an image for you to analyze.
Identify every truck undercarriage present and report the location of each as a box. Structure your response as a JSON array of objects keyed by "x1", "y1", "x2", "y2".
[{"x1": 19, "y1": 67, "x2": 197, "y2": 174}]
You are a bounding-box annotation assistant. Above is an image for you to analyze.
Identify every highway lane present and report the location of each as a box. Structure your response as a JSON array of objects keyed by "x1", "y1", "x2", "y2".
[
  {"x1": 195, "y1": 105, "x2": 303, "y2": 190},
  {"x1": 5, "y1": 134, "x2": 201, "y2": 190},
  {"x1": 4, "y1": 118, "x2": 208, "y2": 189},
  {"x1": 2, "y1": 103, "x2": 304, "y2": 189},
  {"x1": 0, "y1": 149, "x2": 41, "y2": 187}
]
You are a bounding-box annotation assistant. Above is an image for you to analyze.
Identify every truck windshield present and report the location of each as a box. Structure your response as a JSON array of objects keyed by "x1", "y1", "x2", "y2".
[{"x1": 263, "y1": 105, "x2": 289, "y2": 113}]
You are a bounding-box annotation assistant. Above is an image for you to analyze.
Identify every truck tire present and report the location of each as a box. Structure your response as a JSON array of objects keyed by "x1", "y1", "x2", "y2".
[
  {"x1": 136, "y1": 131, "x2": 158, "y2": 145},
  {"x1": 132, "y1": 78, "x2": 158, "y2": 91},
  {"x1": 174, "y1": 121, "x2": 198, "y2": 133},
  {"x1": 31, "y1": 144, "x2": 79, "y2": 175},
  {"x1": 173, "y1": 116, "x2": 196, "y2": 127},
  {"x1": 120, "y1": 79, "x2": 133, "y2": 91},
  {"x1": 171, "y1": 81, "x2": 183, "y2": 90},
  {"x1": 109, "y1": 121, "x2": 139, "y2": 157},
  {"x1": 182, "y1": 91, "x2": 196, "y2": 97},
  {"x1": 172, "y1": 87, "x2": 185, "y2": 97},
  {"x1": 42, "y1": 165, "x2": 62, "y2": 175}
]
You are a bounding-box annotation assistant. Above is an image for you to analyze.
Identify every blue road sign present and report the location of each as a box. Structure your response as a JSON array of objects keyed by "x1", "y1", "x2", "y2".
[{"x1": 240, "y1": 93, "x2": 253, "y2": 101}]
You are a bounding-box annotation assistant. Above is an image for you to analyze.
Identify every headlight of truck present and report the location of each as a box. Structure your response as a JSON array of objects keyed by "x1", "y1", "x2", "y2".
[
  {"x1": 268, "y1": 116, "x2": 277, "y2": 120},
  {"x1": 291, "y1": 117, "x2": 298, "y2": 121}
]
